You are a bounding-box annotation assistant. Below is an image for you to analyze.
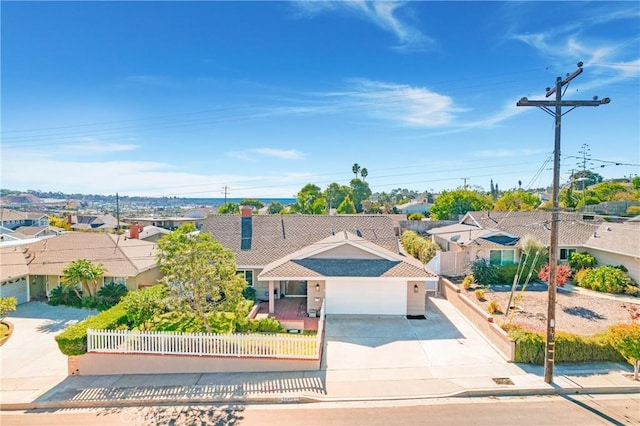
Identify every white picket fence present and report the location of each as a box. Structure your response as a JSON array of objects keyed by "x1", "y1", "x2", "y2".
[{"x1": 87, "y1": 301, "x2": 326, "y2": 360}]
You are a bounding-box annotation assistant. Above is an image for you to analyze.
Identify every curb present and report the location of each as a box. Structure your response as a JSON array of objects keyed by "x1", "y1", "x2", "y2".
[{"x1": 2, "y1": 386, "x2": 639, "y2": 411}]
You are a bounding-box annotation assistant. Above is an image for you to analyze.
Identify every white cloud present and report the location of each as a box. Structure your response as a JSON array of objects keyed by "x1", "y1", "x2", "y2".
[
  {"x1": 227, "y1": 148, "x2": 307, "y2": 161},
  {"x1": 324, "y1": 78, "x2": 461, "y2": 127},
  {"x1": 292, "y1": 1, "x2": 434, "y2": 52},
  {"x1": 1, "y1": 148, "x2": 308, "y2": 198}
]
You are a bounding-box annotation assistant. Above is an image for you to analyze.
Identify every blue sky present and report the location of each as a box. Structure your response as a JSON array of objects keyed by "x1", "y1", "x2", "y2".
[{"x1": 2, "y1": 1, "x2": 639, "y2": 198}]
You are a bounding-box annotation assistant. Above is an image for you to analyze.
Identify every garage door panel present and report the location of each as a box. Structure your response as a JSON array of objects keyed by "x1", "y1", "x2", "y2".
[
  {"x1": 0, "y1": 278, "x2": 28, "y2": 304},
  {"x1": 326, "y1": 280, "x2": 406, "y2": 315}
]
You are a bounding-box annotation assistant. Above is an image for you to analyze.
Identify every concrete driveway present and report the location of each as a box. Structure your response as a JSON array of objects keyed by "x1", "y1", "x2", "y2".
[
  {"x1": 323, "y1": 297, "x2": 522, "y2": 382},
  {"x1": 0, "y1": 302, "x2": 97, "y2": 403}
]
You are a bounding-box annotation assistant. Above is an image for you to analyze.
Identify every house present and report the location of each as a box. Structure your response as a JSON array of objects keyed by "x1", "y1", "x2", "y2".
[
  {"x1": 124, "y1": 216, "x2": 203, "y2": 231},
  {"x1": 126, "y1": 224, "x2": 171, "y2": 242},
  {"x1": 67, "y1": 214, "x2": 119, "y2": 232},
  {"x1": 0, "y1": 247, "x2": 30, "y2": 304},
  {"x1": 0, "y1": 232, "x2": 161, "y2": 304},
  {"x1": 427, "y1": 210, "x2": 604, "y2": 276},
  {"x1": 183, "y1": 207, "x2": 217, "y2": 219},
  {"x1": 202, "y1": 207, "x2": 437, "y2": 317},
  {"x1": 582, "y1": 222, "x2": 640, "y2": 284},
  {"x1": 14, "y1": 225, "x2": 62, "y2": 239},
  {"x1": 0, "y1": 208, "x2": 49, "y2": 230}
]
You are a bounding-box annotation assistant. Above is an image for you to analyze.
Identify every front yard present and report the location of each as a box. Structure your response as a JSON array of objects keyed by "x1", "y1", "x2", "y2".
[{"x1": 468, "y1": 284, "x2": 636, "y2": 336}]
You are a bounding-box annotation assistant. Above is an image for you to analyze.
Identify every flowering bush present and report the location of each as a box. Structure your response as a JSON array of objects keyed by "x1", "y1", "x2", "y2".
[{"x1": 537, "y1": 264, "x2": 572, "y2": 287}]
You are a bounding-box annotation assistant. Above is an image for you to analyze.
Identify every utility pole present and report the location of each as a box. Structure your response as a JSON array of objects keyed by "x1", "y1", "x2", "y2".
[
  {"x1": 221, "y1": 186, "x2": 229, "y2": 205},
  {"x1": 461, "y1": 177, "x2": 470, "y2": 190},
  {"x1": 578, "y1": 143, "x2": 592, "y2": 206},
  {"x1": 116, "y1": 192, "x2": 120, "y2": 234},
  {"x1": 517, "y1": 62, "x2": 610, "y2": 384}
]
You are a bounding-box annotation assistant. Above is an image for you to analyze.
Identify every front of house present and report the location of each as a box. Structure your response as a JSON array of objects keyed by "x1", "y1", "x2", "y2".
[{"x1": 203, "y1": 208, "x2": 438, "y2": 318}]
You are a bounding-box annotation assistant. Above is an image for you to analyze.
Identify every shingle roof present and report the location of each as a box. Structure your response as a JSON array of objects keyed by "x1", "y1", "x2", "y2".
[
  {"x1": 5, "y1": 232, "x2": 158, "y2": 277},
  {"x1": 0, "y1": 247, "x2": 30, "y2": 281},
  {"x1": 259, "y1": 231, "x2": 434, "y2": 279},
  {"x1": 583, "y1": 223, "x2": 640, "y2": 259},
  {"x1": 202, "y1": 214, "x2": 399, "y2": 266},
  {"x1": 0, "y1": 209, "x2": 47, "y2": 221},
  {"x1": 460, "y1": 211, "x2": 603, "y2": 246}
]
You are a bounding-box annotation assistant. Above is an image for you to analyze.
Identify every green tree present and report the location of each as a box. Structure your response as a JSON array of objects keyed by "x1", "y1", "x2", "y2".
[
  {"x1": 267, "y1": 201, "x2": 284, "y2": 214},
  {"x1": 120, "y1": 285, "x2": 167, "y2": 330},
  {"x1": 324, "y1": 183, "x2": 351, "y2": 211},
  {"x1": 494, "y1": 190, "x2": 541, "y2": 211},
  {"x1": 218, "y1": 202, "x2": 240, "y2": 214},
  {"x1": 350, "y1": 178, "x2": 372, "y2": 213},
  {"x1": 0, "y1": 297, "x2": 17, "y2": 321},
  {"x1": 157, "y1": 224, "x2": 246, "y2": 333},
  {"x1": 291, "y1": 183, "x2": 325, "y2": 214},
  {"x1": 570, "y1": 170, "x2": 603, "y2": 189},
  {"x1": 589, "y1": 182, "x2": 628, "y2": 202},
  {"x1": 632, "y1": 176, "x2": 640, "y2": 190},
  {"x1": 239, "y1": 198, "x2": 265, "y2": 210},
  {"x1": 360, "y1": 168, "x2": 368, "y2": 181},
  {"x1": 61, "y1": 259, "x2": 107, "y2": 299},
  {"x1": 352, "y1": 163, "x2": 361, "y2": 179},
  {"x1": 430, "y1": 190, "x2": 494, "y2": 220},
  {"x1": 337, "y1": 194, "x2": 357, "y2": 214}
]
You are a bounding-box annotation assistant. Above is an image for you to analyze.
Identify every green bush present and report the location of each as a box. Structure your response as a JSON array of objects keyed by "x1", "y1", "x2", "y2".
[
  {"x1": 120, "y1": 285, "x2": 168, "y2": 330},
  {"x1": 48, "y1": 286, "x2": 82, "y2": 308},
  {"x1": 55, "y1": 304, "x2": 129, "y2": 356},
  {"x1": 400, "y1": 231, "x2": 440, "y2": 264},
  {"x1": 568, "y1": 252, "x2": 597, "y2": 270},
  {"x1": 470, "y1": 259, "x2": 498, "y2": 285},
  {"x1": 578, "y1": 266, "x2": 631, "y2": 294},
  {"x1": 626, "y1": 205, "x2": 640, "y2": 216},
  {"x1": 606, "y1": 323, "x2": 640, "y2": 371},
  {"x1": 242, "y1": 286, "x2": 256, "y2": 301},
  {"x1": 96, "y1": 282, "x2": 128, "y2": 310},
  {"x1": 495, "y1": 263, "x2": 520, "y2": 285},
  {"x1": 81, "y1": 296, "x2": 99, "y2": 310},
  {"x1": 506, "y1": 326, "x2": 624, "y2": 364},
  {"x1": 407, "y1": 212, "x2": 425, "y2": 221},
  {"x1": 235, "y1": 317, "x2": 284, "y2": 333}
]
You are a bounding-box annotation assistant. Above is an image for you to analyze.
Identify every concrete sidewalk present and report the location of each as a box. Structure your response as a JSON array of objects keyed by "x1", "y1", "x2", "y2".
[{"x1": 1, "y1": 362, "x2": 638, "y2": 410}]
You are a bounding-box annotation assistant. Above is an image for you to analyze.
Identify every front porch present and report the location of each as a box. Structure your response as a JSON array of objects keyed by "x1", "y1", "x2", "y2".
[{"x1": 254, "y1": 297, "x2": 319, "y2": 331}]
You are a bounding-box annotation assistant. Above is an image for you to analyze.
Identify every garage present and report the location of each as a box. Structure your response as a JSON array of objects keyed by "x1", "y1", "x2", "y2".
[
  {"x1": 325, "y1": 279, "x2": 407, "y2": 315},
  {"x1": 0, "y1": 276, "x2": 29, "y2": 305}
]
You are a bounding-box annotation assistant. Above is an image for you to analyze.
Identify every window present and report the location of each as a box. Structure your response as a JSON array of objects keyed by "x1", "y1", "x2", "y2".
[
  {"x1": 489, "y1": 250, "x2": 515, "y2": 266},
  {"x1": 559, "y1": 248, "x2": 576, "y2": 261},
  {"x1": 104, "y1": 277, "x2": 126, "y2": 285},
  {"x1": 237, "y1": 270, "x2": 253, "y2": 286}
]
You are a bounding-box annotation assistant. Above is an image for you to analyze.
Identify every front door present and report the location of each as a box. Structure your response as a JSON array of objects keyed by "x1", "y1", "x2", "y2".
[{"x1": 283, "y1": 280, "x2": 308, "y2": 297}]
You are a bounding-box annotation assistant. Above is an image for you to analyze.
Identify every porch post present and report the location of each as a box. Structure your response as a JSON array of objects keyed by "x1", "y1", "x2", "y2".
[{"x1": 268, "y1": 281, "x2": 275, "y2": 314}]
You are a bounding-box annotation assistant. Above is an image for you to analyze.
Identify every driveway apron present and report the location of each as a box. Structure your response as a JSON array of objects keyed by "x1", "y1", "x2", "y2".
[{"x1": 0, "y1": 302, "x2": 97, "y2": 403}]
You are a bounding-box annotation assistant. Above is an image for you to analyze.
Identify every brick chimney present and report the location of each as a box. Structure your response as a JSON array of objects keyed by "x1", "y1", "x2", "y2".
[
  {"x1": 240, "y1": 205, "x2": 253, "y2": 217},
  {"x1": 129, "y1": 223, "x2": 143, "y2": 239}
]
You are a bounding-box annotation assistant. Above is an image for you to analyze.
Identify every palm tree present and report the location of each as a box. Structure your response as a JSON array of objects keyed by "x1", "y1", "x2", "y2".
[
  {"x1": 352, "y1": 163, "x2": 361, "y2": 179},
  {"x1": 360, "y1": 168, "x2": 368, "y2": 182},
  {"x1": 62, "y1": 259, "x2": 106, "y2": 298}
]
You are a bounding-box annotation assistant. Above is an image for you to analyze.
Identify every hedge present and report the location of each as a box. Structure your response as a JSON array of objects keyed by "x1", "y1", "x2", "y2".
[
  {"x1": 507, "y1": 326, "x2": 624, "y2": 364},
  {"x1": 55, "y1": 304, "x2": 129, "y2": 356}
]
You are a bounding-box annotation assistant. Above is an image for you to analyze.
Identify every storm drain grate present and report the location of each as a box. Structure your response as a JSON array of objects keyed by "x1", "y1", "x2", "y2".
[{"x1": 492, "y1": 377, "x2": 514, "y2": 385}]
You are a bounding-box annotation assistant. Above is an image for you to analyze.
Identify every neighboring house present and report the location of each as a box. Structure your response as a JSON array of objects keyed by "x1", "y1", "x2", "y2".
[
  {"x1": 183, "y1": 207, "x2": 217, "y2": 219},
  {"x1": 203, "y1": 207, "x2": 437, "y2": 317},
  {"x1": 0, "y1": 247, "x2": 30, "y2": 304},
  {"x1": 124, "y1": 216, "x2": 203, "y2": 231},
  {"x1": 68, "y1": 214, "x2": 119, "y2": 232},
  {"x1": 395, "y1": 199, "x2": 431, "y2": 215},
  {"x1": 0, "y1": 226, "x2": 29, "y2": 244},
  {"x1": 0, "y1": 232, "x2": 161, "y2": 304},
  {"x1": 126, "y1": 224, "x2": 171, "y2": 242},
  {"x1": 0, "y1": 208, "x2": 49, "y2": 230},
  {"x1": 582, "y1": 223, "x2": 640, "y2": 284},
  {"x1": 427, "y1": 210, "x2": 604, "y2": 276},
  {"x1": 14, "y1": 226, "x2": 62, "y2": 239}
]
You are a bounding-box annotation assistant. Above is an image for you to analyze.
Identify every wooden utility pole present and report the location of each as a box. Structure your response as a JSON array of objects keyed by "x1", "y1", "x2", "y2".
[{"x1": 516, "y1": 62, "x2": 609, "y2": 384}]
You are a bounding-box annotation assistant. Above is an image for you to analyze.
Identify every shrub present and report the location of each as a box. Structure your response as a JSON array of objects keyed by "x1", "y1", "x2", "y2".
[
  {"x1": 495, "y1": 263, "x2": 520, "y2": 285},
  {"x1": 48, "y1": 286, "x2": 82, "y2": 308},
  {"x1": 400, "y1": 231, "x2": 440, "y2": 264},
  {"x1": 470, "y1": 258, "x2": 498, "y2": 285},
  {"x1": 407, "y1": 212, "x2": 425, "y2": 221},
  {"x1": 81, "y1": 296, "x2": 99, "y2": 310},
  {"x1": 568, "y1": 252, "x2": 597, "y2": 270},
  {"x1": 487, "y1": 300, "x2": 502, "y2": 315},
  {"x1": 627, "y1": 205, "x2": 640, "y2": 216},
  {"x1": 474, "y1": 288, "x2": 486, "y2": 301},
  {"x1": 462, "y1": 275, "x2": 475, "y2": 290},
  {"x1": 606, "y1": 323, "x2": 640, "y2": 379},
  {"x1": 507, "y1": 326, "x2": 624, "y2": 364},
  {"x1": 578, "y1": 266, "x2": 631, "y2": 294},
  {"x1": 537, "y1": 264, "x2": 572, "y2": 287},
  {"x1": 235, "y1": 317, "x2": 284, "y2": 333},
  {"x1": 96, "y1": 282, "x2": 128, "y2": 310},
  {"x1": 120, "y1": 285, "x2": 168, "y2": 330},
  {"x1": 574, "y1": 268, "x2": 591, "y2": 287},
  {"x1": 242, "y1": 286, "x2": 256, "y2": 301},
  {"x1": 0, "y1": 297, "x2": 17, "y2": 321},
  {"x1": 55, "y1": 304, "x2": 129, "y2": 356}
]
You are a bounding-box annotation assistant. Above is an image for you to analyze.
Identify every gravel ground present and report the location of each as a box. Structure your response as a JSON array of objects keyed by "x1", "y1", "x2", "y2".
[{"x1": 465, "y1": 284, "x2": 638, "y2": 336}]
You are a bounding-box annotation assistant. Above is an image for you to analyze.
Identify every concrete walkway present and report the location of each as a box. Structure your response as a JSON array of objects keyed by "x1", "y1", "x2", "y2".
[{"x1": 1, "y1": 298, "x2": 638, "y2": 410}]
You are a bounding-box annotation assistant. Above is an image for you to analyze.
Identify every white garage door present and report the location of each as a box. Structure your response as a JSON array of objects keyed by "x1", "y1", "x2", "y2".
[
  {"x1": 0, "y1": 277, "x2": 28, "y2": 305},
  {"x1": 326, "y1": 279, "x2": 406, "y2": 315}
]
